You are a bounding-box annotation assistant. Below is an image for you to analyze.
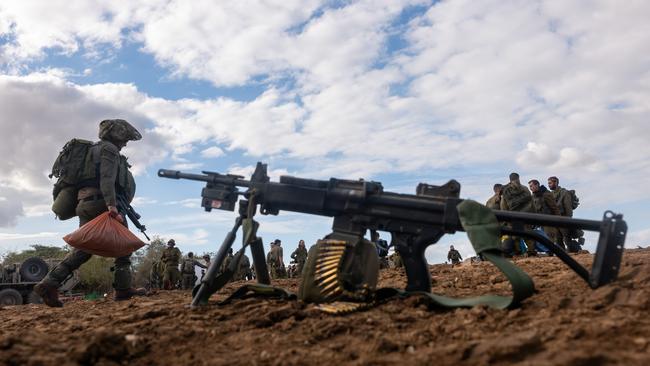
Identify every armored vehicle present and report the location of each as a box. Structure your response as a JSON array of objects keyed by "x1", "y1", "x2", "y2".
[{"x1": 0, "y1": 257, "x2": 79, "y2": 305}]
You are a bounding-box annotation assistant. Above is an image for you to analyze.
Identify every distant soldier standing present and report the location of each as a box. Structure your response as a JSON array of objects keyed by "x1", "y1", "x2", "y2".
[
  {"x1": 35, "y1": 119, "x2": 146, "y2": 307},
  {"x1": 447, "y1": 245, "x2": 463, "y2": 265},
  {"x1": 181, "y1": 252, "x2": 207, "y2": 290},
  {"x1": 290, "y1": 240, "x2": 308, "y2": 277},
  {"x1": 149, "y1": 260, "x2": 164, "y2": 290},
  {"x1": 221, "y1": 248, "x2": 234, "y2": 275},
  {"x1": 267, "y1": 239, "x2": 285, "y2": 279},
  {"x1": 528, "y1": 179, "x2": 561, "y2": 244},
  {"x1": 485, "y1": 183, "x2": 503, "y2": 210},
  {"x1": 548, "y1": 176, "x2": 575, "y2": 251},
  {"x1": 161, "y1": 239, "x2": 181, "y2": 289},
  {"x1": 500, "y1": 173, "x2": 536, "y2": 256}
]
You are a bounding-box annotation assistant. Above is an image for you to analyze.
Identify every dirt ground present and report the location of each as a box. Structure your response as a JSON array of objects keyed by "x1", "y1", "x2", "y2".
[{"x1": 1, "y1": 248, "x2": 649, "y2": 366}]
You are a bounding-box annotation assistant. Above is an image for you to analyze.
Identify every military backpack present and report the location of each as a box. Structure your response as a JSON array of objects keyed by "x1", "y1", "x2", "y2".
[
  {"x1": 501, "y1": 183, "x2": 531, "y2": 211},
  {"x1": 49, "y1": 139, "x2": 97, "y2": 220}
]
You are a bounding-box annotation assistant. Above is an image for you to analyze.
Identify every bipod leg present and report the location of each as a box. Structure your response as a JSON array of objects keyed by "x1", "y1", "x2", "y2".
[
  {"x1": 250, "y1": 237, "x2": 270, "y2": 285},
  {"x1": 503, "y1": 227, "x2": 590, "y2": 284},
  {"x1": 191, "y1": 216, "x2": 243, "y2": 307}
]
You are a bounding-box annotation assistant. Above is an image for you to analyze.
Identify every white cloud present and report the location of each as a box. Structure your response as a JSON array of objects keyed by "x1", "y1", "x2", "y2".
[
  {"x1": 1, "y1": 0, "x2": 650, "y2": 256},
  {"x1": 200, "y1": 146, "x2": 224, "y2": 158},
  {"x1": 0, "y1": 231, "x2": 60, "y2": 241},
  {"x1": 0, "y1": 73, "x2": 168, "y2": 226}
]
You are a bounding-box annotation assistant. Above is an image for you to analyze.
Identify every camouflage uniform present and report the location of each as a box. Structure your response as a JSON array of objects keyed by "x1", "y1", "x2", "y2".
[
  {"x1": 531, "y1": 185, "x2": 561, "y2": 243},
  {"x1": 552, "y1": 186, "x2": 574, "y2": 250},
  {"x1": 161, "y1": 242, "x2": 181, "y2": 289},
  {"x1": 149, "y1": 261, "x2": 164, "y2": 290},
  {"x1": 235, "y1": 254, "x2": 252, "y2": 281},
  {"x1": 447, "y1": 248, "x2": 463, "y2": 265},
  {"x1": 267, "y1": 242, "x2": 285, "y2": 279},
  {"x1": 485, "y1": 193, "x2": 501, "y2": 210},
  {"x1": 500, "y1": 180, "x2": 536, "y2": 255},
  {"x1": 181, "y1": 253, "x2": 206, "y2": 290},
  {"x1": 36, "y1": 119, "x2": 142, "y2": 306},
  {"x1": 290, "y1": 245, "x2": 308, "y2": 277},
  {"x1": 221, "y1": 250, "x2": 234, "y2": 275}
]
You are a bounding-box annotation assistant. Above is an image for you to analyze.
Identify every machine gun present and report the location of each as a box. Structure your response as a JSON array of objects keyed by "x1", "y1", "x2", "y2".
[
  {"x1": 158, "y1": 162, "x2": 627, "y2": 306},
  {"x1": 116, "y1": 194, "x2": 150, "y2": 241}
]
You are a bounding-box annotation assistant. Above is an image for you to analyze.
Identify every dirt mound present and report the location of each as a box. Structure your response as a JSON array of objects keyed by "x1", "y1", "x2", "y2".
[{"x1": 1, "y1": 249, "x2": 649, "y2": 366}]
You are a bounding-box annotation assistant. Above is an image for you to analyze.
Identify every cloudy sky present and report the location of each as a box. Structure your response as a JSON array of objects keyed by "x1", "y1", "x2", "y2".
[{"x1": 1, "y1": 0, "x2": 648, "y2": 264}]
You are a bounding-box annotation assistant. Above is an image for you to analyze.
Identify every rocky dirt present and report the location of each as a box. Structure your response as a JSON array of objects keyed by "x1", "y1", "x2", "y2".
[{"x1": 1, "y1": 248, "x2": 649, "y2": 366}]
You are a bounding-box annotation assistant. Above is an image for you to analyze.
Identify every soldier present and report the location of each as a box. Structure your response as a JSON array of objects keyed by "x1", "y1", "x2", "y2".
[
  {"x1": 528, "y1": 179, "x2": 561, "y2": 246},
  {"x1": 203, "y1": 254, "x2": 211, "y2": 270},
  {"x1": 547, "y1": 176, "x2": 577, "y2": 251},
  {"x1": 181, "y1": 252, "x2": 207, "y2": 290},
  {"x1": 35, "y1": 119, "x2": 146, "y2": 307},
  {"x1": 447, "y1": 245, "x2": 463, "y2": 265},
  {"x1": 485, "y1": 183, "x2": 503, "y2": 210},
  {"x1": 500, "y1": 172, "x2": 536, "y2": 256},
  {"x1": 221, "y1": 248, "x2": 234, "y2": 275},
  {"x1": 267, "y1": 239, "x2": 285, "y2": 279},
  {"x1": 161, "y1": 239, "x2": 181, "y2": 289},
  {"x1": 149, "y1": 260, "x2": 164, "y2": 290},
  {"x1": 290, "y1": 240, "x2": 308, "y2": 277},
  {"x1": 235, "y1": 253, "x2": 252, "y2": 281}
]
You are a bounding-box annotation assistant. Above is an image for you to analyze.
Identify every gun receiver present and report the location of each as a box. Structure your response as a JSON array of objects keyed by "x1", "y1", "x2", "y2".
[
  {"x1": 116, "y1": 194, "x2": 150, "y2": 241},
  {"x1": 158, "y1": 163, "x2": 626, "y2": 304}
]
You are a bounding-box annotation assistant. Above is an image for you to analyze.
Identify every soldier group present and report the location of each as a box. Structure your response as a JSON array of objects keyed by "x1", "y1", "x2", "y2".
[
  {"x1": 266, "y1": 239, "x2": 309, "y2": 279},
  {"x1": 478, "y1": 172, "x2": 582, "y2": 259}
]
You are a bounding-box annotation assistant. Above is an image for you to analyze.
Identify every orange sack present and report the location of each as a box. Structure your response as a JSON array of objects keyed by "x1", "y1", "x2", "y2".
[{"x1": 63, "y1": 212, "x2": 146, "y2": 258}]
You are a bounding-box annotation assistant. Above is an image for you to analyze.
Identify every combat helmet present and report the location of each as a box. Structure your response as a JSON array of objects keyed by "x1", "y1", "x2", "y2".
[{"x1": 98, "y1": 119, "x2": 142, "y2": 143}]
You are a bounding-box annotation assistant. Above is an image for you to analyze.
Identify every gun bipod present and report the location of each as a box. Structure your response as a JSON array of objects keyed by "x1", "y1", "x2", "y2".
[{"x1": 502, "y1": 211, "x2": 626, "y2": 289}]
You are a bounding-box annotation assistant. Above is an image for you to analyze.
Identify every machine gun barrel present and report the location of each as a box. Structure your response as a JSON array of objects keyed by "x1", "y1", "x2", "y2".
[{"x1": 158, "y1": 169, "x2": 251, "y2": 188}]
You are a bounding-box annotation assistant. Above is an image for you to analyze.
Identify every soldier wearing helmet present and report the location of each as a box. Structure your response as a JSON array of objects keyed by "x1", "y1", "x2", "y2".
[{"x1": 35, "y1": 119, "x2": 147, "y2": 307}]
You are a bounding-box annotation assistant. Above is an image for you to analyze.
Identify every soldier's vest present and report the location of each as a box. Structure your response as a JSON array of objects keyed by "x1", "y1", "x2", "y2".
[{"x1": 50, "y1": 139, "x2": 134, "y2": 220}]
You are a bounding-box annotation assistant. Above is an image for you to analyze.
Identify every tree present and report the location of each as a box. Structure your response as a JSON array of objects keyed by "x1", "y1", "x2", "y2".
[
  {"x1": 76, "y1": 256, "x2": 114, "y2": 293},
  {"x1": 1, "y1": 245, "x2": 69, "y2": 265},
  {"x1": 132, "y1": 236, "x2": 168, "y2": 287}
]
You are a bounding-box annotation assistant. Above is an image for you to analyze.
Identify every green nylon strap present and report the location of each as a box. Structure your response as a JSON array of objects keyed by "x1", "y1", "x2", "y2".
[{"x1": 375, "y1": 200, "x2": 535, "y2": 309}]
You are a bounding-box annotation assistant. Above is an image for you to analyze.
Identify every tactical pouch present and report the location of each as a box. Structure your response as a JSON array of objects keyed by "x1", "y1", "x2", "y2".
[
  {"x1": 298, "y1": 237, "x2": 379, "y2": 303},
  {"x1": 51, "y1": 185, "x2": 77, "y2": 220}
]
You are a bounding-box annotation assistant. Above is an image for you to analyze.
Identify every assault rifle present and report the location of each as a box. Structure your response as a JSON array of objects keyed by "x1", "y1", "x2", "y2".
[
  {"x1": 116, "y1": 194, "x2": 150, "y2": 241},
  {"x1": 158, "y1": 163, "x2": 627, "y2": 306}
]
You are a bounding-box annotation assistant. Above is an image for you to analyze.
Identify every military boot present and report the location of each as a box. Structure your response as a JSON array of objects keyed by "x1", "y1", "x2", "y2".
[
  {"x1": 114, "y1": 287, "x2": 149, "y2": 301},
  {"x1": 33, "y1": 282, "x2": 63, "y2": 308}
]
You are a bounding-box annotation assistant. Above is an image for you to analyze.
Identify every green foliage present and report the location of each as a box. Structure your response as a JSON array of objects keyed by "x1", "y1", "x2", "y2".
[
  {"x1": 132, "y1": 236, "x2": 168, "y2": 287},
  {"x1": 77, "y1": 256, "x2": 114, "y2": 293},
  {"x1": 1, "y1": 245, "x2": 69, "y2": 265}
]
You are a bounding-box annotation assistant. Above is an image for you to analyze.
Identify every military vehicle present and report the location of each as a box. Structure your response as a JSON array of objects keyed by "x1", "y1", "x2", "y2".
[{"x1": 0, "y1": 257, "x2": 79, "y2": 306}]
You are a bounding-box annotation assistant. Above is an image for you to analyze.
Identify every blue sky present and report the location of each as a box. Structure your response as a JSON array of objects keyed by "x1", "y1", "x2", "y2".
[{"x1": 1, "y1": 0, "x2": 649, "y2": 265}]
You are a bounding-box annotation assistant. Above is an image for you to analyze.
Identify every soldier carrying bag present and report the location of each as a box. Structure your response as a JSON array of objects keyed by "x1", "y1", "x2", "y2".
[{"x1": 49, "y1": 139, "x2": 96, "y2": 220}]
